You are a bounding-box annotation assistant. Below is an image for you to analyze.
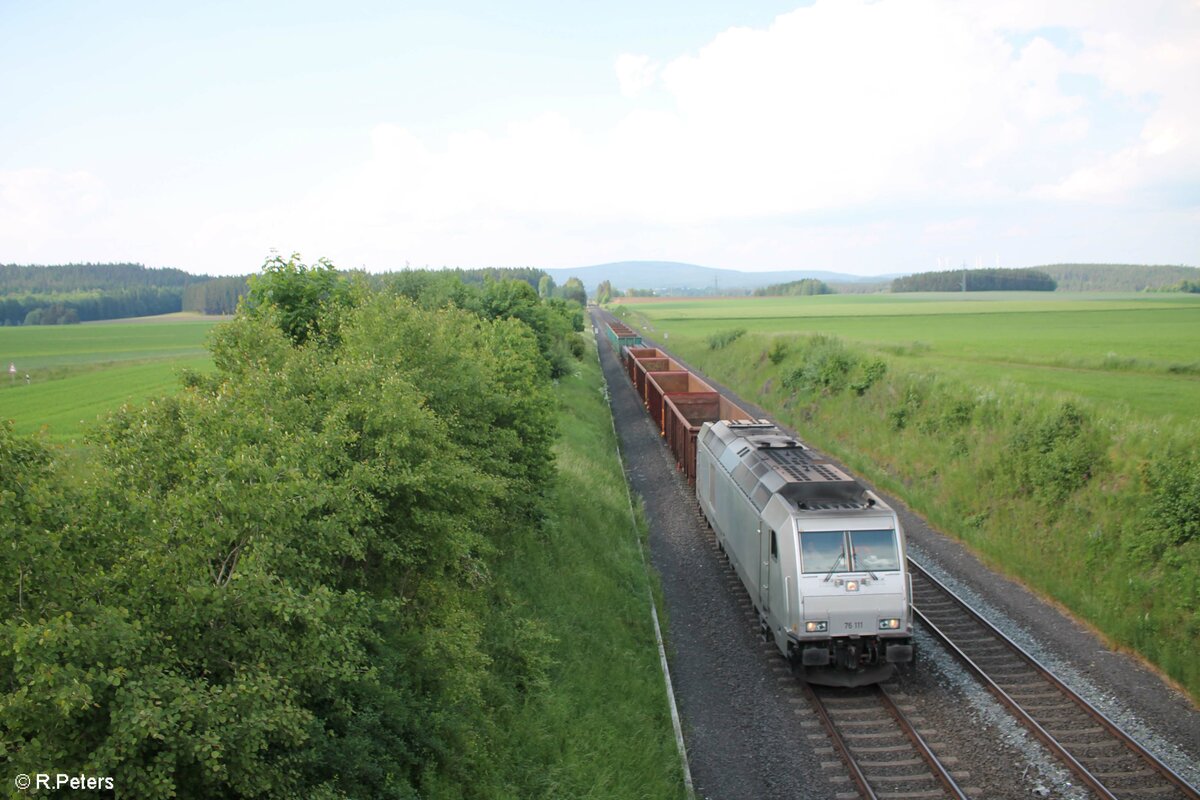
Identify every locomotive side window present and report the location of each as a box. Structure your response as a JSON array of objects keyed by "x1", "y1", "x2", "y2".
[
  {"x1": 800, "y1": 530, "x2": 846, "y2": 573},
  {"x1": 850, "y1": 530, "x2": 900, "y2": 571},
  {"x1": 769, "y1": 529, "x2": 778, "y2": 561}
]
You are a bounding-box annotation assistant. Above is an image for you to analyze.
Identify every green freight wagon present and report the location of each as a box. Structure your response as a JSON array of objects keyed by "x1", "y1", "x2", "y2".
[{"x1": 605, "y1": 321, "x2": 642, "y2": 353}]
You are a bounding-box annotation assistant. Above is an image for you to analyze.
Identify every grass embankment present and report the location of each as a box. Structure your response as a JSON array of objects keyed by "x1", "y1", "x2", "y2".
[
  {"x1": 489, "y1": 337, "x2": 686, "y2": 798},
  {"x1": 614, "y1": 297, "x2": 1200, "y2": 702},
  {"x1": 0, "y1": 316, "x2": 215, "y2": 441}
]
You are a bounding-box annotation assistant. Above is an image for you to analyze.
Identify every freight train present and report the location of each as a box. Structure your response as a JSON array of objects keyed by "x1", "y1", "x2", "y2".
[{"x1": 606, "y1": 318, "x2": 914, "y2": 686}]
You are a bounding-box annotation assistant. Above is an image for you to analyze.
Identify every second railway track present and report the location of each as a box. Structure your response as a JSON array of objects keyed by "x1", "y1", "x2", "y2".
[{"x1": 910, "y1": 560, "x2": 1200, "y2": 800}]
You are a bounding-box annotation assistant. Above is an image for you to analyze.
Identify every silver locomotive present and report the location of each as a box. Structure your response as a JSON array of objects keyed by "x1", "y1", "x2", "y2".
[{"x1": 696, "y1": 420, "x2": 914, "y2": 685}]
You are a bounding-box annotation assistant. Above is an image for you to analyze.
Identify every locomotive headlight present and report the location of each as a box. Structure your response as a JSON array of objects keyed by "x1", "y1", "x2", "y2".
[
  {"x1": 805, "y1": 621, "x2": 828, "y2": 633},
  {"x1": 879, "y1": 618, "x2": 901, "y2": 630}
]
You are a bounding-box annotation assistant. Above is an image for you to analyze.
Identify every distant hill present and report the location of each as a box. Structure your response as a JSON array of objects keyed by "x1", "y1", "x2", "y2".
[
  {"x1": 544, "y1": 261, "x2": 885, "y2": 294},
  {"x1": 1033, "y1": 264, "x2": 1200, "y2": 292}
]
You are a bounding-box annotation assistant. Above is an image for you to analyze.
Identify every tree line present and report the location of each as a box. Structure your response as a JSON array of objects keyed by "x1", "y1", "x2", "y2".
[
  {"x1": 1, "y1": 263, "x2": 202, "y2": 325},
  {"x1": 1036, "y1": 263, "x2": 1200, "y2": 292},
  {"x1": 891, "y1": 267, "x2": 1056, "y2": 292},
  {"x1": 2, "y1": 263, "x2": 587, "y2": 324},
  {"x1": 0, "y1": 262, "x2": 195, "y2": 292},
  {"x1": 752, "y1": 278, "x2": 832, "y2": 296},
  {"x1": 182, "y1": 275, "x2": 251, "y2": 315},
  {"x1": 593, "y1": 280, "x2": 659, "y2": 303},
  {"x1": 1, "y1": 255, "x2": 587, "y2": 798},
  {"x1": 2, "y1": 287, "x2": 187, "y2": 325}
]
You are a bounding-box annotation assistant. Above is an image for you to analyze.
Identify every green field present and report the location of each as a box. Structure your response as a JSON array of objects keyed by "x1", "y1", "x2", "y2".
[
  {"x1": 620, "y1": 292, "x2": 1200, "y2": 419},
  {"x1": 0, "y1": 314, "x2": 217, "y2": 441}
]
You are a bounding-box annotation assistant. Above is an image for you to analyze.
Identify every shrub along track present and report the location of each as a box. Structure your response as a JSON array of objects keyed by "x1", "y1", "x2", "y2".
[{"x1": 593, "y1": 309, "x2": 1200, "y2": 800}]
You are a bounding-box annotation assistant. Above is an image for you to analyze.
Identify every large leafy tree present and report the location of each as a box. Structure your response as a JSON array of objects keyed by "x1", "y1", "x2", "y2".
[
  {"x1": 242, "y1": 254, "x2": 356, "y2": 345},
  {"x1": 0, "y1": 263, "x2": 568, "y2": 799}
]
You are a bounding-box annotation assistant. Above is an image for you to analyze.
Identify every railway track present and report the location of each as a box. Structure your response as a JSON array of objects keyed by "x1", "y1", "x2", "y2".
[
  {"x1": 805, "y1": 682, "x2": 971, "y2": 800},
  {"x1": 910, "y1": 561, "x2": 1200, "y2": 800}
]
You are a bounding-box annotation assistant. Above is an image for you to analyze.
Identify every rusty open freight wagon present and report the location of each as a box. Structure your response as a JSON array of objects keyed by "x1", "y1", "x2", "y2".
[
  {"x1": 621, "y1": 346, "x2": 665, "y2": 385},
  {"x1": 663, "y1": 393, "x2": 755, "y2": 484},
  {"x1": 631, "y1": 355, "x2": 684, "y2": 403},
  {"x1": 645, "y1": 370, "x2": 713, "y2": 435}
]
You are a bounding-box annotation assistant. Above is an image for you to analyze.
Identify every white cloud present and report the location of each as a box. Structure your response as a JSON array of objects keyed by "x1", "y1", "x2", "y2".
[
  {"x1": 614, "y1": 54, "x2": 659, "y2": 97},
  {"x1": 8, "y1": 0, "x2": 1198, "y2": 273},
  {"x1": 154, "y1": 0, "x2": 1200, "y2": 270}
]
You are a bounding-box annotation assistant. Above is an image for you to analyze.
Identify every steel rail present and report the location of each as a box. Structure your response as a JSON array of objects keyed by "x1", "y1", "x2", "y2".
[
  {"x1": 801, "y1": 682, "x2": 878, "y2": 800},
  {"x1": 910, "y1": 560, "x2": 1200, "y2": 800},
  {"x1": 876, "y1": 685, "x2": 971, "y2": 800}
]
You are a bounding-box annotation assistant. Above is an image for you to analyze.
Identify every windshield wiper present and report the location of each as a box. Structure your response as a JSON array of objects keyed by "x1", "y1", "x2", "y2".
[{"x1": 823, "y1": 551, "x2": 844, "y2": 582}]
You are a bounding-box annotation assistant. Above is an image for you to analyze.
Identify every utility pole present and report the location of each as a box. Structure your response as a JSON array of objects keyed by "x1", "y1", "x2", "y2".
[{"x1": 962, "y1": 262, "x2": 967, "y2": 292}]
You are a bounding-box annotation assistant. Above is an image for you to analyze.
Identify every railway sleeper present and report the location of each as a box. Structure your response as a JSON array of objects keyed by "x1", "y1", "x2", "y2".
[{"x1": 866, "y1": 773, "x2": 945, "y2": 784}]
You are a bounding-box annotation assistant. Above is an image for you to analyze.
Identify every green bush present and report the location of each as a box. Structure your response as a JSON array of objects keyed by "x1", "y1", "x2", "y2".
[
  {"x1": 781, "y1": 335, "x2": 857, "y2": 394},
  {"x1": 851, "y1": 359, "x2": 887, "y2": 396},
  {"x1": 706, "y1": 327, "x2": 746, "y2": 350},
  {"x1": 1008, "y1": 402, "x2": 1107, "y2": 506},
  {"x1": 1143, "y1": 453, "x2": 1200, "y2": 549}
]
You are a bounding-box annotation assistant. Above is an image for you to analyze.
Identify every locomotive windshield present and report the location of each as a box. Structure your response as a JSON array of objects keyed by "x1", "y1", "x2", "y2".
[
  {"x1": 800, "y1": 529, "x2": 900, "y2": 573},
  {"x1": 800, "y1": 531, "x2": 846, "y2": 574},
  {"x1": 850, "y1": 529, "x2": 900, "y2": 571}
]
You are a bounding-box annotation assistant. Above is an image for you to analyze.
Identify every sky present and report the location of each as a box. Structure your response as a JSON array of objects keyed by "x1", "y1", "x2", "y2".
[{"x1": 2, "y1": 0, "x2": 1198, "y2": 277}]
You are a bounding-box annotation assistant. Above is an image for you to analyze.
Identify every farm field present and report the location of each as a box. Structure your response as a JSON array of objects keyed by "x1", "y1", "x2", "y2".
[
  {"x1": 616, "y1": 292, "x2": 1200, "y2": 420},
  {"x1": 0, "y1": 314, "x2": 217, "y2": 441}
]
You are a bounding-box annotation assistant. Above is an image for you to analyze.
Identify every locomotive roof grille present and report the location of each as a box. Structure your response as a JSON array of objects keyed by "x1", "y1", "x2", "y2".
[
  {"x1": 798, "y1": 500, "x2": 875, "y2": 511},
  {"x1": 760, "y1": 447, "x2": 843, "y2": 483},
  {"x1": 706, "y1": 420, "x2": 870, "y2": 508}
]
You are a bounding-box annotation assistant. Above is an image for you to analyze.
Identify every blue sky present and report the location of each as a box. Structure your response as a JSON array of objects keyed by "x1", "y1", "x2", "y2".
[{"x1": 2, "y1": 0, "x2": 1197, "y2": 276}]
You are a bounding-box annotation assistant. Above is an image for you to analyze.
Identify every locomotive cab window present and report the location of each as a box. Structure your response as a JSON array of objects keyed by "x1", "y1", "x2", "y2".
[
  {"x1": 800, "y1": 530, "x2": 846, "y2": 573},
  {"x1": 801, "y1": 530, "x2": 900, "y2": 573},
  {"x1": 850, "y1": 530, "x2": 900, "y2": 571},
  {"x1": 769, "y1": 529, "x2": 778, "y2": 561}
]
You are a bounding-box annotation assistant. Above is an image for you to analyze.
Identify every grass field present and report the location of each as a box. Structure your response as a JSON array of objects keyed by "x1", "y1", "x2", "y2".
[
  {"x1": 0, "y1": 314, "x2": 218, "y2": 441},
  {"x1": 619, "y1": 292, "x2": 1200, "y2": 419}
]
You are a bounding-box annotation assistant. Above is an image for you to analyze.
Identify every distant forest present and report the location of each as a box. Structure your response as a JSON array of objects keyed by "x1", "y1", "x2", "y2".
[
  {"x1": 753, "y1": 278, "x2": 832, "y2": 296},
  {"x1": 892, "y1": 268, "x2": 1056, "y2": 293},
  {"x1": 1035, "y1": 263, "x2": 1200, "y2": 292},
  {"x1": 181, "y1": 275, "x2": 250, "y2": 315},
  {"x1": 0, "y1": 262, "x2": 572, "y2": 325},
  {"x1": 0, "y1": 263, "x2": 214, "y2": 325}
]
